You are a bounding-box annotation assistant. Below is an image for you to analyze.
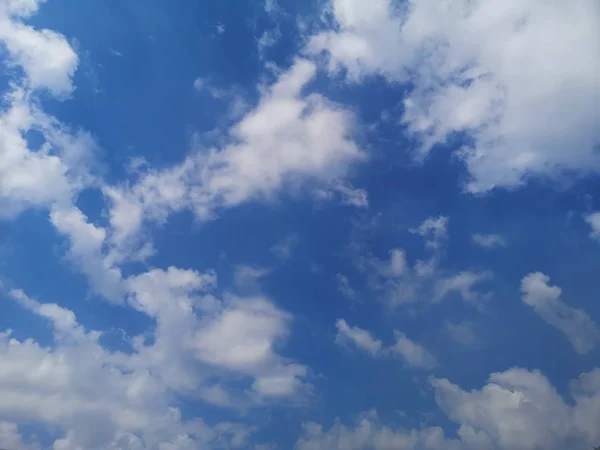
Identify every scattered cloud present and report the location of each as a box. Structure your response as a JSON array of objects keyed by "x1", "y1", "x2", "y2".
[
  {"x1": 521, "y1": 272, "x2": 600, "y2": 354},
  {"x1": 297, "y1": 367, "x2": 600, "y2": 450},
  {"x1": 356, "y1": 217, "x2": 491, "y2": 308},
  {"x1": 472, "y1": 233, "x2": 506, "y2": 248},
  {"x1": 335, "y1": 273, "x2": 357, "y2": 301},
  {"x1": 335, "y1": 319, "x2": 436, "y2": 369}
]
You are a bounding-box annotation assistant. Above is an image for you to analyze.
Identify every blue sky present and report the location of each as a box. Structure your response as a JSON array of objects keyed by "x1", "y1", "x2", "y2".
[{"x1": 0, "y1": 0, "x2": 600, "y2": 449}]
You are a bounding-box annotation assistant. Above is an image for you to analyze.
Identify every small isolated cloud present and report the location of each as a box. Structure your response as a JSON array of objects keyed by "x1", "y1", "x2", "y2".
[
  {"x1": 335, "y1": 274, "x2": 357, "y2": 301},
  {"x1": 444, "y1": 320, "x2": 477, "y2": 347},
  {"x1": 233, "y1": 265, "x2": 271, "y2": 292},
  {"x1": 270, "y1": 233, "x2": 299, "y2": 261},
  {"x1": 335, "y1": 319, "x2": 382, "y2": 357},
  {"x1": 335, "y1": 319, "x2": 436, "y2": 369},
  {"x1": 410, "y1": 216, "x2": 448, "y2": 249},
  {"x1": 584, "y1": 212, "x2": 600, "y2": 242},
  {"x1": 216, "y1": 22, "x2": 226, "y2": 34},
  {"x1": 521, "y1": 272, "x2": 600, "y2": 354},
  {"x1": 472, "y1": 233, "x2": 506, "y2": 249}
]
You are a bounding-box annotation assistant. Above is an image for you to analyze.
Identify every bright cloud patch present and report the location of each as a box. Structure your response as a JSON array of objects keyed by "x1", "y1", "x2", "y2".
[{"x1": 309, "y1": 0, "x2": 600, "y2": 192}]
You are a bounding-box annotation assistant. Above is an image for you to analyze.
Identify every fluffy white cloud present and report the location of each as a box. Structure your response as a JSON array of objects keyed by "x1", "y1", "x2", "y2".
[
  {"x1": 521, "y1": 272, "x2": 600, "y2": 354},
  {"x1": 50, "y1": 206, "x2": 125, "y2": 302},
  {"x1": 584, "y1": 212, "x2": 600, "y2": 242},
  {"x1": 0, "y1": 88, "x2": 81, "y2": 216},
  {"x1": 106, "y1": 58, "x2": 364, "y2": 244},
  {"x1": 309, "y1": 0, "x2": 600, "y2": 192},
  {"x1": 0, "y1": 0, "x2": 78, "y2": 96},
  {"x1": 335, "y1": 319, "x2": 436, "y2": 369},
  {"x1": 297, "y1": 367, "x2": 600, "y2": 450},
  {"x1": 0, "y1": 290, "x2": 256, "y2": 449},
  {"x1": 0, "y1": 263, "x2": 309, "y2": 448},
  {"x1": 127, "y1": 267, "x2": 308, "y2": 401},
  {"x1": 472, "y1": 233, "x2": 506, "y2": 249},
  {"x1": 335, "y1": 319, "x2": 383, "y2": 356}
]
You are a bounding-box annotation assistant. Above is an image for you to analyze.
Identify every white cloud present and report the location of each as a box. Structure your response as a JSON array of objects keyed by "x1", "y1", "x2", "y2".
[
  {"x1": 335, "y1": 273, "x2": 357, "y2": 301},
  {"x1": 584, "y1": 212, "x2": 600, "y2": 242},
  {"x1": 444, "y1": 321, "x2": 477, "y2": 347},
  {"x1": 0, "y1": 0, "x2": 78, "y2": 96},
  {"x1": 335, "y1": 319, "x2": 436, "y2": 369},
  {"x1": 270, "y1": 233, "x2": 299, "y2": 260},
  {"x1": 0, "y1": 290, "x2": 255, "y2": 449},
  {"x1": 409, "y1": 216, "x2": 448, "y2": 249},
  {"x1": 388, "y1": 331, "x2": 437, "y2": 369},
  {"x1": 127, "y1": 267, "x2": 308, "y2": 400},
  {"x1": 434, "y1": 271, "x2": 492, "y2": 306},
  {"x1": 297, "y1": 367, "x2": 600, "y2": 450},
  {"x1": 257, "y1": 27, "x2": 281, "y2": 59},
  {"x1": 357, "y1": 217, "x2": 491, "y2": 308},
  {"x1": 313, "y1": 180, "x2": 368, "y2": 208},
  {"x1": 472, "y1": 233, "x2": 506, "y2": 248},
  {"x1": 107, "y1": 58, "x2": 364, "y2": 244},
  {"x1": 0, "y1": 263, "x2": 309, "y2": 448},
  {"x1": 233, "y1": 265, "x2": 271, "y2": 292},
  {"x1": 335, "y1": 319, "x2": 383, "y2": 356},
  {"x1": 521, "y1": 272, "x2": 600, "y2": 354},
  {"x1": 309, "y1": 0, "x2": 600, "y2": 192},
  {"x1": 50, "y1": 206, "x2": 125, "y2": 302}
]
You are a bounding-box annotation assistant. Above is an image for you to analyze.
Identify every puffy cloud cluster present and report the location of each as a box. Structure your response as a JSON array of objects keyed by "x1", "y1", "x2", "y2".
[
  {"x1": 296, "y1": 367, "x2": 600, "y2": 450},
  {"x1": 309, "y1": 0, "x2": 600, "y2": 192}
]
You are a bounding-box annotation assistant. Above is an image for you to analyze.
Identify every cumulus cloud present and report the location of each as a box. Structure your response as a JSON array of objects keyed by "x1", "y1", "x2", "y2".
[
  {"x1": 335, "y1": 319, "x2": 383, "y2": 356},
  {"x1": 335, "y1": 319, "x2": 436, "y2": 369},
  {"x1": 107, "y1": 58, "x2": 364, "y2": 245},
  {"x1": 584, "y1": 212, "x2": 600, "y2": 242},
  {"x1": 0, "y1": 0, "x2": 78, "y2": 96},
  {"x1": 0, "y1": 264, "x2": 309, "y2": 448},
  {"x1": 309, "y1": 0, "x2": 600, "y2": 192},
  {"x1": 472, "y1": 233, "x2": 506, "y2": 249},
  {"x1": 521, "y1": 272, "x2": 600, "y2": 354},
  {"x1": 297, "y1": 367, "x2": 600, "y2": 450},
  {"x1": 0, "y1": 289, "x2": 256, "y2": 449}
]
